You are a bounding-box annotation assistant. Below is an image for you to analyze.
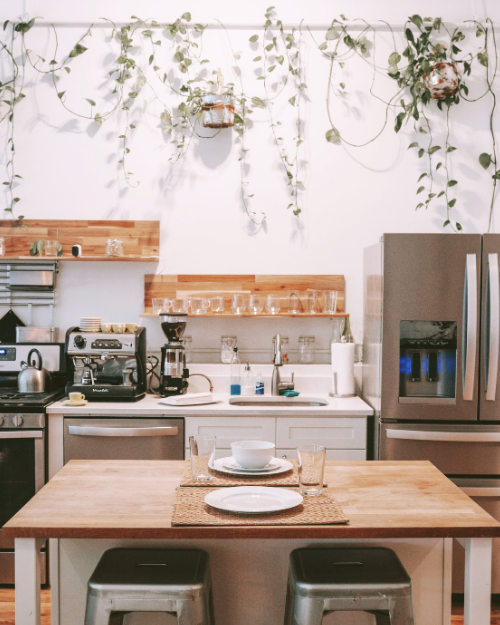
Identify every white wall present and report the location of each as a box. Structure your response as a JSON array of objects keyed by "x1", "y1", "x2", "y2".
[{"x1": 1, "y1": 0, "x2": 500, "y2": 357}]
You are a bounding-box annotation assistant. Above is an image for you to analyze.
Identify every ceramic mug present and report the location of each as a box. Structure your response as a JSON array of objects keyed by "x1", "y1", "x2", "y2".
[
  {"x1": 101, "y1": 323, "x2": 112, "y2": 333},
  {"x1": 171, "y1": 298, "x2": 189, "y2": 313},
  {"x1": 189, "y1": 298, "x2": 210, "y2": 315},
  {"x1": 69, "y1": 392, "x2": 85, "y2": 402},
  {"x1": 126, "y1": 323, "x2": 138, "y2": 332},
  {"x1": 112, "y1": 323, "x2": 126, "y2": 333}
]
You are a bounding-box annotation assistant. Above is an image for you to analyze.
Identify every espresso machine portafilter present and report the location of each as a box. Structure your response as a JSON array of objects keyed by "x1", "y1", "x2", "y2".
[{"x1": 160, "y1": 313, "x2": 190, "y2": 396}]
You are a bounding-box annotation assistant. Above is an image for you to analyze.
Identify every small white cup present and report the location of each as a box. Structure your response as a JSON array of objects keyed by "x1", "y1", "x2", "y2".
[
  {"x1": 126, "y1": 323, "x2": 138, "y2": 333},
  {"x1": 101, "y1": 323, "x2": 112, "y2": 333},
  {"x1": 68, "y1": 392, "x2": 85, "y2": 403},
  {"x1": 112, "y1": 323, "x2": 126, "y2": 333},
  {"x1": 231, "y1": 440, "x2": 275, "y2": 469}
]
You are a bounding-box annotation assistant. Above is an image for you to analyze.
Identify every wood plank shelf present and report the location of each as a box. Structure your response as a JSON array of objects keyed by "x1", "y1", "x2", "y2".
[
  {"x1": 0, "y1": 220, "x2": 160, "y2": 261},
  {"x1": 140, "y1": 312, "x2": 349, "y2": 318}
]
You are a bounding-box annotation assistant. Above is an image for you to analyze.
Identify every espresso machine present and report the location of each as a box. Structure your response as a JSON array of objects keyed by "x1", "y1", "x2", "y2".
[
  {"x1": 65, "y1": 327, "x2": 147, "y2": 401},
  {"x1": 160, "y1": 313, "x2": 189, "y2": 396}
]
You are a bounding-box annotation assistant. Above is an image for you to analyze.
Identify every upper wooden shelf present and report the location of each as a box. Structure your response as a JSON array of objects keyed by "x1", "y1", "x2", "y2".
[
  {"x1": 141, "y1": 312, "x2": 349, "y2": 318},
  {"x1": 0, "y1": 219, "x2": 160, "y2": 261}
]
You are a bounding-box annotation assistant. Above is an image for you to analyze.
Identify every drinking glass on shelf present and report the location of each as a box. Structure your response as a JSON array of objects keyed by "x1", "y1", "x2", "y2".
[
  {"x1": 189, "y1": 435, "x2": 216, "y2": 482},
  {"x1": 210, "y1": 296, "x2": 225, "y2": 314},
  {"x1": 189, "y1": 297, "x2": 210, "y2": 315},
  {"x1": 106, "y1": 238, "x2": 123, "y2": 257},
  {"x1": 249, "y1": 294, "x2": 264, "y2": 314},
  {"x1": 221, "y1": 336, "x2": 237, "y2": 363},
  {"x1": 322, "y1": 290, "x2": 338, "y2": 314},
  {"x1": 44, "y1": 240, "x2": 59, "y2": 257},
  {"x1": 297, "y1": 444, "x2": 326, "y2": 496},
  {"x1": 265, "y1": 294, "x2": 281, "y2": 315},
  {"x1": 232, "y1": 294, "x2": 247, "y2": 314},
  {"x1": 288, "y1": 290, "x2": 303, "y2": 314},
  {"x1": 171, "y1": 298, "x2": 189, "y2": 313},
  {"x1": 152, "y1": 298, "x2": 170, "y2": 315},
  {"x1": 306, "y1": 290, "x2": 322, "y2": 314}
]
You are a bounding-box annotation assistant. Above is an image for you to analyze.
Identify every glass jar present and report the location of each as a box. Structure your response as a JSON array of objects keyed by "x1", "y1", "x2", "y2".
[
  {"x1": 106, "y1": 238, "x2": 124, "y2": 257},
  {"x1": 425, "y1": 60, "x2": 459, "y2": 100},
  {"x1": 201, "y1": 94, "x2": 235, "y2": 128},
  {"x1": 272, "y1": 336, "x2": 289, "y2": 363},
  {"x1": 298, "y1": 336, "x2": 315, "y2": 363},
  {"x1": 221, "y1": 336, "x2": 237, "y2": 364},
  {"x1": 182, "y1": 336, "x2": 193, "y2": 364},
  {"x1": 0, "y1": 237, "x2": 5, "y2": 256}
]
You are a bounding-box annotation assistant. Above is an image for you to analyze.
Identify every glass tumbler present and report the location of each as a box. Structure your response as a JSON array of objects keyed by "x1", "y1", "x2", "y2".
[
  {"x1": 221, "y1": 336, "x2": 237, "y2": 363},
  {"x1": 189, "y1": 297, "x2": 210, "y2": 315},
  {"x1": 307, "y1": 290, "x2": 322, "y2": 314},
  {"x1": 232, "y1": 294, "x2": 247, "y2": 314},
  {"x1": 322, "y1": 290, "x2": 338, "y2": 314},
  {"x1": 189, "y1": 435, "x2": 216, "y2": 482},
  {"x1": 298, "y1": 336, "x2": 315, "y2": 363},
  {"x1": 249, "y1": 294, "x2": 264, "y2": 314},
  {"x1": 297, "y1": 444, "x2": 326, "y2": 496},
  {"x1": 152, "y1": 298, "x2": 170, "y2": 314},
  {"x1": 265, "y1": 294, "x2": 281, "y2": 314},
  {"x1": 44, "y1": 240, "x2": 59, "y2": 256},
  {"x1": 171, "y1": 298, "x2": 189, "y2": 313},
  {"x1": 210, "y1": 296, "x2": 225, "y2": 313},
  {"x1": 288, "y1": 290, "x2": 303, "y2": 314}
]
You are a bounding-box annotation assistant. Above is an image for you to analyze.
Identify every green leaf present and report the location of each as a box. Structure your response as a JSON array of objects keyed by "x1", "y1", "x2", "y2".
[
  {"x1": 141, "y1": 30, "x2": 152, "y2": 37},
  {"x1": 49, "y1": 60, "x2": 57, "y2": 65},
  {"x1": 428, "y1": 145, "x2": 441, "y2": 155},
  {"x1": 456, "y1": 222, "x2": 462, "y2": 231},
  {"x1": 436, "y1": 162, "x2": 443, "y2": 170},
  {"x1": 268, "y1": 65, "x2": 276, "y2": 72},
  {"x1": 394, "y1": 112, "x2": 405, "y2": 133},
  {"x1": 438, "y1": 191, "x2": 445, "y2": 197},
  {"x1": 448, "y1": 198, "x2": 457, "y2": 207},
  {"x1": 493, "y1": 170, "x2": 500, "y2": 180},
  {"x1": 249, "y1": 35, "x2": 259, "y2": 43},
  {"x1": 418, "y1": 173, "x2": 428, "y2": 181},
  {"x1": 251, "y1": 97, "x2": 266, "y2": 108},
  {"x1": 149, "y1": 54, "x2": 154, "y2": 65},
  {"x1": 417, "y1": 186, "x2": 425, "y2": 194},
  {"x1": 478, "y1": 50, "x2": 488, "y2": 67},
  {"x1": 479, "y1": 152, "x2": 492, "y2": 170},
  {"x1": 405, "y1": 28, "x2": 415, "y2": 44},
  {"x1": 276, "y1": 55, "x2": 284, "y2": 65},
  {"x1": 194, "y1": 24, "x2": 205, "y2": 32},
  {"x1": 57, "y1": 91, "x2": 66, "y2": 99},
  {"x1": 173, "y1": 51, "x2": 184, "y2": 63},
  {"x1": 94, "y1": 113, "x2": 103, "y2": 127},
  {"x1": 85, "y1": 98, "x2": 96, "y2": 107},
  {"x1": 181, "y1": 12, "x2": 191, "y2": 21},
  {"x1": 443, "y1": 220, "x2": 450, "y2": 227},
  {"x1": 388, "y1": 51, "x2": 401, "y2": 66},
  {"x1": 69, "y1": 44, "x2": 87, "y2": 59},
  {"x1": 408, "y1": 142, "x2": 419, "y2": 149},
  {"x1": 128, "y1": 91, "x2": 138, "y2": 99},
  {"x1": 325, "y1": 27, "x2": 339, "y2": 41},
  {"x1": 448, "y1": 180, "x2": 458, "y2": 187},
  {"x1": 409, "y1": 14, "x2": 423, "y2": 29},
  {"x1": 288, "y1": 95, "x2": 296, "y2": 106},
  {"x1": 253, "y1": 56, "x2": 262, "y2": 61},
  {"x1": 418, "y1": 148, "x2": 424, "y2": 158},
  {"x1": 446, "y1": 146, "x2": 457, "y2": 153},
  {"x1": 319, "y1": 42, "x2": 327, "y2": 51},
  {"x1": 265, "y1": 43, "x2": 274, "y2": 52},
  {"x1": 325, "y1": 128, "x2": 340, "y2": 144}
]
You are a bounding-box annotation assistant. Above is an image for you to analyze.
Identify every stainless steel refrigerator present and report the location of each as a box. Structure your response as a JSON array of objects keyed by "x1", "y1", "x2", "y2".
[{"x1": 362, "y1": 233, "x2": 500, "y2": 592}]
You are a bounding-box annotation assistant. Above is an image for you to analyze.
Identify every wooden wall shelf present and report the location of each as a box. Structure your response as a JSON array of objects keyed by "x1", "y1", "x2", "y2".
[
  {"x1": 141, "y1": 312, "x2": 349, "y2": 318},
  {"x1": 0, "y1": 220, "x2": 160, "y2": 261},
  {"x1": 143, "y1": 274, "x2": 346, "y2": 317}
]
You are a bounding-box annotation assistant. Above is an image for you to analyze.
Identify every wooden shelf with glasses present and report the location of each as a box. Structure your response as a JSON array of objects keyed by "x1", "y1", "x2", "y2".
[
  {"x1": 141, "y1": 274, "x2": 347, "y2": 318},
  {"x1": 0, "y1": 220, "x2": 160, "y2": 261}
]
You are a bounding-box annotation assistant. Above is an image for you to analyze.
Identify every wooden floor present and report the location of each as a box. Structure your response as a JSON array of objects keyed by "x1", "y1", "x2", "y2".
[{"x1": 0, "y1": 589, "x2": 499, "y2": 624}]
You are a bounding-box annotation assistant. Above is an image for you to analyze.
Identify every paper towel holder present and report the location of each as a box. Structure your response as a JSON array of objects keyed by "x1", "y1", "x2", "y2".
[{"x1": 329, "y1": 373, "x2": 356, "y2": 398}]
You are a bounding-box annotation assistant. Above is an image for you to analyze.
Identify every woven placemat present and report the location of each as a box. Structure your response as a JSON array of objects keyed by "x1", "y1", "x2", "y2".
[
  {"x1": 180, "y1": 458, "x2": 327, "y2": 488},
  {"x1": 172, "y1": 487, "x2": 348, "y2": 526}
]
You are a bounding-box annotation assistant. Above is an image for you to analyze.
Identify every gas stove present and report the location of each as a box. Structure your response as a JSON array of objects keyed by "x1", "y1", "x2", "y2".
[{"x1": 0, "y1": 388, "x2": 65, "y2": 411}]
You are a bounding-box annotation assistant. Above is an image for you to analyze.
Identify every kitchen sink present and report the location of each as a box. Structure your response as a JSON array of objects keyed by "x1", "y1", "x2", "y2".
[{"x1": 229, "y1": 397, "x2": 328, "y2": 407}]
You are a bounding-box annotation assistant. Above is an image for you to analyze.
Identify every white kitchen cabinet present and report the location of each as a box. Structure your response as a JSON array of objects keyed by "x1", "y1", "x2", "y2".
[
  {"x1": 276, "y1": 448, "x2": 366, "y2": 461},
  {"x1": 185, "y1": 417, "x2": 276, "y2": 450},
  {"x1": 276, "y1": 417, "x2": 367, "y2": 450}
]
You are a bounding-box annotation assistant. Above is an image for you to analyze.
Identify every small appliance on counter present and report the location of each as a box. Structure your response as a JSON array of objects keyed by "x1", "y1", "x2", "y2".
[
  {"x1": 65, "y1": 327, "x2": 147, "y2": 401},
  {"x1": 160, "y1": 313, "x2": 189, "y2": 396},
  {"x1": 0, "y1": 342, "x2": 66, "y2": 584}
]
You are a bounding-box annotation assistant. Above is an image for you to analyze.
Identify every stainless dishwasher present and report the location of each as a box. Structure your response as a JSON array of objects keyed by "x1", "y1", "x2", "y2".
[{"x1": 63, "y1": 417, "x2": 184, "y2": 462}]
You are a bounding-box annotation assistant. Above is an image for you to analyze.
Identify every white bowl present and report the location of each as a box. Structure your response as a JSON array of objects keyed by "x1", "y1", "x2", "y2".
[{"x1": 231, "y1": 440, "x2": 275, "y2": 469}]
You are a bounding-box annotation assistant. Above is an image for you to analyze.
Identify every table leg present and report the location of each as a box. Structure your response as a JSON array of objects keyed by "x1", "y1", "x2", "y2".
[
  {"x1": 15, "y1": 537, "x2": 44, "y2": 625},
  {"x1": 461, "y1": 537, "x2": 492, "y2": 625}
]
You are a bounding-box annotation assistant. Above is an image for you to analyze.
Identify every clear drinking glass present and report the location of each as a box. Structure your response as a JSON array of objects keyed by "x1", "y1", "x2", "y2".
[
  {"x1": 297, "y1": 445, "x2": 326, "y2": 496},
  {"x1": 210, "y1": 296, "x2": 225, "y2": 313},
  {"x1": 189, "y1": 297, "x2": 210, "y2": 315},
  {"x1": 288, "y1": 290, "x2": 303, "y2": 314},
  {"x1": 44, "y1": 240, "x2": 59, "y2": 256},
  {"x1": 152, "y1": 298, "x2": 170, "y2": 314},
  {"x1": 232, "y1": 294, "x2": 247, "y2": 314},
  {"x1": 307, "y1": 290, "x2": 322, "y2": 314},
  {"x1": 298, "y1": 336, "x2": 315, "y2": 363},
  {"x1": 221, "y1": 336, "x2": 237, "y2": 363},
  {"x1": 171, "y1": 298, "x2": 189, "y2": 313},
  {"x1": 322, "y1": 290, "x2": 338, "y2": 314},
  {"x1": 249, "y1": 294, "x2": 264, "y2": 314},
  {"x1": 106, "y1": 238, "x2": 123, "y2": 257},
  {"x1": 265, "y1": 294, "x2": 281, "y2": 314},
  {"x1": 189, "y1": 435, "x2": 216, "y2": 482}
]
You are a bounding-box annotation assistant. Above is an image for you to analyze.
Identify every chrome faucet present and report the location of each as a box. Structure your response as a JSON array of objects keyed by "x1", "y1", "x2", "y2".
[
  {"x1": 189, "y1": 373, "x2": 214, "y2": 392},
  {"x1": 271, "y1": 333, "x2": 295, "y2": 396}
]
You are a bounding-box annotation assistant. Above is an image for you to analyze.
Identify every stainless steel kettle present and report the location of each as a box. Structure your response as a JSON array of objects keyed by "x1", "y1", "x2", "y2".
[{"x1": 18, "y1": 349, "x2": 52, "y2": 393}]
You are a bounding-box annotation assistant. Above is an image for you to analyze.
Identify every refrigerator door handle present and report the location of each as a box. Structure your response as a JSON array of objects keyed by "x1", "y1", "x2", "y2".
[
  {"x1": 385, "y1": 429, "x2": 500, "y2": 442},
  {"x1": 463, "y1": 253, "x2": 478, "y2": 401},
  {"x1": 486, "y1": 253, "x2": 500, "y2": 401},
  {"x1": 460, "y1": 486, "x2": 500, "y2": 498}
]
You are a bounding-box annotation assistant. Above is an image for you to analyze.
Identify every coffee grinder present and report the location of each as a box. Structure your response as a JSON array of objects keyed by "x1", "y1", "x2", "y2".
[{"x1": 160, "y1": 313, "x2": 189, "y2": 396}]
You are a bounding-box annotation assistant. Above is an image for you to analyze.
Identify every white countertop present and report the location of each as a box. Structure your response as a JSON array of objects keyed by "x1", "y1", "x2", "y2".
[{"x1": 47, "y1": 393, "x2": 374, "y2": 417}]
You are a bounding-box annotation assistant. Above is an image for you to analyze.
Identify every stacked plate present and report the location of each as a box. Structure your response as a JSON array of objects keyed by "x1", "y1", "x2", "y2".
[
  {"x1": 209, "y1": 456, "x2": 293, "y2": 476},
  {"x1": 79, "y1": 317, "x2": 101, "y2": 331}
]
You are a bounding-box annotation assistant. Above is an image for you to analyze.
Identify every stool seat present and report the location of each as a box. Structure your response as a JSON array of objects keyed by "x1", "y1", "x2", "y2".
[
  {"x1": 84, "y1": 548, "x2": 214, "y2": 625},
  {"x1": 284, "y1": 547, "x2": 415, "y2": 625}
]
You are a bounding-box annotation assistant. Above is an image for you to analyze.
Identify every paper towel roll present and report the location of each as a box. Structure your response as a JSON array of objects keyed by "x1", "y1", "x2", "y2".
[{"x1": 331, "y1": 342, "x2": 355, "y2": 397}]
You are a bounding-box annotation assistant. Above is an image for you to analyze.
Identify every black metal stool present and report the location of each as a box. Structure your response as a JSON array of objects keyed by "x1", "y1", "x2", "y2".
[
  {"x1": 284, "y1": 547, "x2": 415, "y2": 625},
  {"x1": 84, "y1": 548, "x2": 214, "y2": 625}
]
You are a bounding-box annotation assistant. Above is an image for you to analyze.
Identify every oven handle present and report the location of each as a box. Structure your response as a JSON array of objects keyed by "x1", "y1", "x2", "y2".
[
  {"x1": 0, "y1": 431, "x2": 43, "y2": 439},
  {"x1": 67, "y1": 425, "x2": 179, "y2": 437},
  {"x1": 386, "y1": 429, "x2": 500, "y2": 443},
  {"x1": 459, "y1": 487, "x2": 500, "y2": 498}
]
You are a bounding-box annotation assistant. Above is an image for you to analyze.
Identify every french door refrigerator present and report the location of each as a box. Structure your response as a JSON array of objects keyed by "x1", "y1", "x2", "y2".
[{"x1": 362, "y1": 233, "x2": 500, "y2": 592}]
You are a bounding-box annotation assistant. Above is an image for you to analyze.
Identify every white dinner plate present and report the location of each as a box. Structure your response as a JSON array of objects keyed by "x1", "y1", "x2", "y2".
[
  {"x1": 210, "y1": 456, "x2": 293, "y2": 476},
  {"x1": 205, "y1": 486, "x2": 303, "y2": 514},
  {"x1": 222, "y1": 458, "x2": 281, "y2": 473}
]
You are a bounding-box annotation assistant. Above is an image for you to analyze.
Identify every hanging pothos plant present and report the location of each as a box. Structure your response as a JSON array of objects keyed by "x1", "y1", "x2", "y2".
[{"x1": 316, "y1": 14, "x2": 498, "y2": 233}]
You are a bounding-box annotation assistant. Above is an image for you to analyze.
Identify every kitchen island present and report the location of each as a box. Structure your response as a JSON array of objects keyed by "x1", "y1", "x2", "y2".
[{"x1": 4, "y1": 460, "x2": 500, "y2": 625}]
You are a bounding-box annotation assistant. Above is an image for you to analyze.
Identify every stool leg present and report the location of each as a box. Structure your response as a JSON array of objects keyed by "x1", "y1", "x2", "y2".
[
  {"x1": 176, "y1": 595, "x2": 210, "y2": 625},
  {"x1": 109, "y1": 614, "x2": 126, "y2": 625},
  {"x1": 366, "y1": 611, "x2": 391, "y2": 625},
  {"x1": 84, "y1": 595, "x2": 114, "y2": 625},
  {"x1": 389, "y1": 592, "x2": 415, "y2": 625},
  {"x1": 287, "y1": 596, "x2": 325, "y2": 625}
]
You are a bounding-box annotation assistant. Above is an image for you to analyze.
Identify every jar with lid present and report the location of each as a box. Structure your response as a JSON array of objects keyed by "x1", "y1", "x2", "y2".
[
  {"x1": 181, "y1": 336, "x2": 193, "y2": 364},
  {"x1": 221, "y1": 336, "x2": 237, "y2": 364},
  {"x1": 272, "y1": 335, "x2": 289, "y2": 363},
  {"x1": 298, "y1": 336, "x2": 315, "y2": 363},
  {"x1": 106, "y1": 238, "x2": 124, "y2": 257}
]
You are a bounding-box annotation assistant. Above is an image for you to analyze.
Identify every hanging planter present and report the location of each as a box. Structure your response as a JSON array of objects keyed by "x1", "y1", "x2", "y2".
[
  {"x1": 424, "y1": 60, "x2": 459, "y2": 100},
  {"x1": 201, "y1": 94, "x2": 235, "y2": 128}
]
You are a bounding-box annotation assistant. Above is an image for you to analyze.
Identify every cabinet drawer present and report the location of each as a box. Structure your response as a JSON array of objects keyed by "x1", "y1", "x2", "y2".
[
  {"x1": 276, "y1": 417, "x2": 366, "y2": 449},
  {"x1": 276, "y1": 448, "x2": 366, "y2": 461},
  {"x1": 185, "y1": 417, "x2": 276, "y2": 449}
]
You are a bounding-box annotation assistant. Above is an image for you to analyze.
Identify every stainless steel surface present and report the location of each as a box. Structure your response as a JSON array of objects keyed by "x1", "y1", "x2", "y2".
[
  {"x1": 228, "y1": 396, "x2": 328, "y2": 406},
  {"x1": 0, "y1": 343, "x2": 61, "y2": 373},
  {"x1": 64, "y1": 418, "x2": 184, "y2": 462},
  {"x1": 0, "y1": 430, "x2": 42, "y2": 438},
  {"x1": 0, "y1": 261, "x2": 57, "y2": 310},
  {"x1": 380, "y1": 422, "x2": 500, "y2": 474},
  {"x1": 0, "y1": 413, "x2": 44, "y2": 428},
  {"x1": 463, "y1": 253, "x2": 478, "y2": 401},
  {"x1": 16, "y1": 326, "x2": 58, "y2": 343},
  {"x1": 67, "y1": 425, "x2": 179, "y2": 437},
  {"x1": 271, "y1": 333, "x2": 283, "y2": 396},
  {"x1": 18, "y1": 348, "x2": 51, "y2": 393},
  {"x1": 485, "y1": 254, "x2": 500, "y2": 401},
  {"x1": 0, "y1": 551, "x2": 46, "y2": 585},
  {"x1": 66, "y1": 331, "x2": 137, "y2": 355},
  {"x1": 8, "y1": 270, "x2": 53, "y2": 288}
]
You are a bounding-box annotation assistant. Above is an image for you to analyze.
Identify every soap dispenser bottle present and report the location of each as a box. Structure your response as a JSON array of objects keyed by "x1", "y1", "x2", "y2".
[
  {"x1": 241, "y1": 361, "x2": 255, "y2": 396},
  {"x1": 230, "y1": 347, "x2": 241, "y2": 395}
]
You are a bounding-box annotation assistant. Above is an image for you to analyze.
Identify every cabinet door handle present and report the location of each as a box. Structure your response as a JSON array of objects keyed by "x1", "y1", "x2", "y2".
[
  {"x1": 486, "y1": 253, "x2": 500, "y2": 400},
  {"x1": 68, "y1": 426, "x2": 178, "y2": 437},
  {"x1": 463, "y1": 253, "x2": 478, "y2": 401},
  {"x1": 386, "y1": 429, "x2": 500, "y2": 442}
]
